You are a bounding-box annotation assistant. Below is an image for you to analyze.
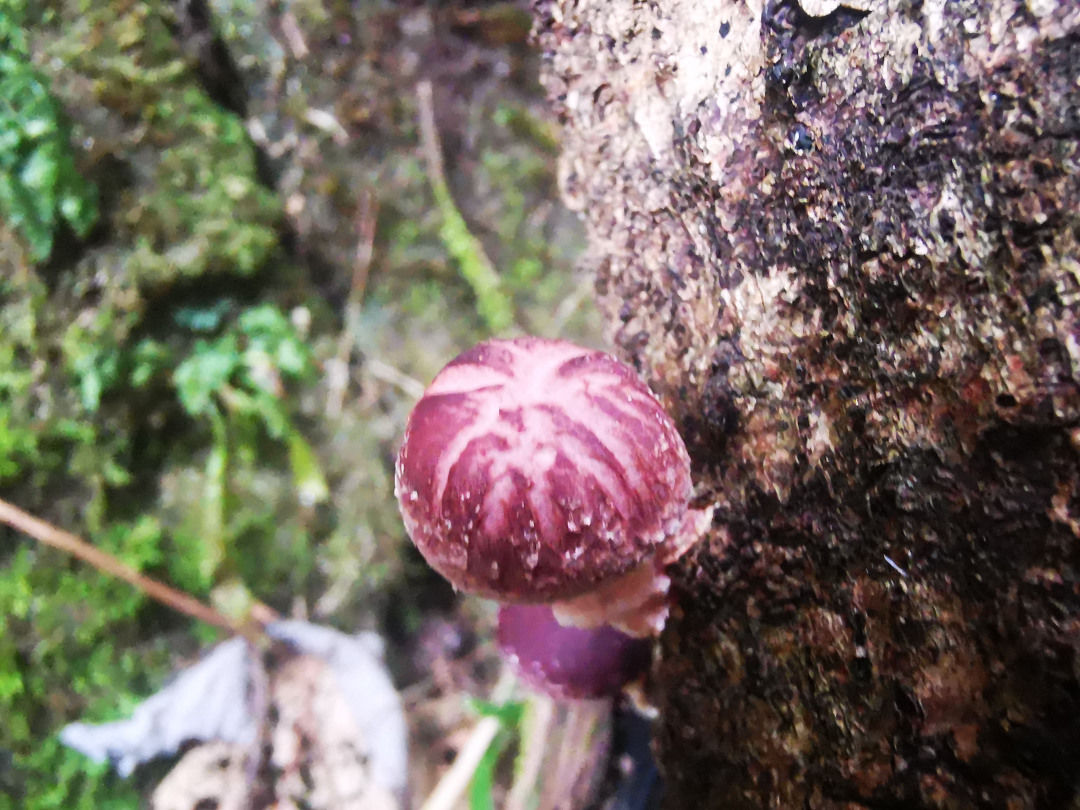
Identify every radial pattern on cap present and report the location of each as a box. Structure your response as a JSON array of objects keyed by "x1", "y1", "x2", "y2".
[{"x1": 395, "y1": 337, "x2": 692, "y2": 601}]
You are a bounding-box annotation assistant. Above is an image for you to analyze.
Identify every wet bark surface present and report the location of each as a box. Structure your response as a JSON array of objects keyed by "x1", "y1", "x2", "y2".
[{"x1": 533, "y1": 1, "x2": 1080, "y2": 806}]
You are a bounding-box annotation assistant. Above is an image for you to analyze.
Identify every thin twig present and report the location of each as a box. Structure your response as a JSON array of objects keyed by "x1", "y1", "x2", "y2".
[
  {"x1": 350, "y1": 191, "x2": 378, "y2": 309},
  {"x1": 328, "y1": 190, "x2": 379, "y2": 419},
  {"x1": 365, "y1": 357, "x2": 427, "y2": 400},
  {"x1": 550, "y1": 274, "x2": 595, "y2": 336},
  {"x1": 505, "y1": 693, "x2": 555, "y2": 810},
  {"x1": 421, "y1": 715, "x2": 501, "y2": 810},
  {"x1": 416, "y1": 79, "x2": 513, "y2": 332},
  {"x1": 539, "y1": 699, "x2": 613, "y2": 810},
  {"x1": 279, "y1": 11, "x2": 309, "y2": 59},
  {"x1": 0, "y1": 497, "x2": 263, "y2": 644},
  {"x1": 416, "y1": 80, "x2": 447, "y2": 191},
  {"x1": 419, "y1": 669, "x2": 517, "y2": 810},
  {"x1": 243, "y1": 643, "x2": 274, "y2": 810}
]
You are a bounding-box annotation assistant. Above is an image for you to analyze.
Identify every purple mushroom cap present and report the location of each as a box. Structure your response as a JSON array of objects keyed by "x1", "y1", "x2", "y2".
[
  {"x1": 394, "y1": 336, "x2": 693, "y2": 604},
  {"x1": 497, "y1": 603, "x2": 651, "y2": 699}
]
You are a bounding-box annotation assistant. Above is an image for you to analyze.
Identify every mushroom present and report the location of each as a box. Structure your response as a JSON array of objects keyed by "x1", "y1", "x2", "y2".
[
  {"x1": 496, "y1": 603, "x2": 651, "y2": 699},
  {"x1": 394, "y1": 336, "x2": 712, "y2": 637}
]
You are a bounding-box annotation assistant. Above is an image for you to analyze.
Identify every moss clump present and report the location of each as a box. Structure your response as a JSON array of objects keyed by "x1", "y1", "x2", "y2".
[
  {"x1": 123, "y1": 89, "x2": 281, "y2": 283},
  {"x1": 0, "y1": 2, "x2": 98, "y2": 262},
  {"x1": 40, "y1": 0, "x2": 281, "y2": 284},
  {"x1": 2, "y1": 2, "x2": 594, "y2": 807},
  {"x1": 0, "y1": 3, "x2": 291, "y2": 808}
]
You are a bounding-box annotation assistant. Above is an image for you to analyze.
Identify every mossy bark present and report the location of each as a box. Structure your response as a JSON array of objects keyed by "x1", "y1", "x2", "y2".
[{"x1": 533, "y1": 1, "x2": 1080, "y2": 806}]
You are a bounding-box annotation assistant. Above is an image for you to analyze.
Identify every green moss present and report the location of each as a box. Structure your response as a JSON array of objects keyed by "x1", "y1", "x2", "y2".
[
  {"x1": 2, "y1": 1, "x2": 593, "y2": 807},
  {"x1": 1, "y1": 290, "x2": 334, "y2": 806},
  {"x1": 0, "y1": 3, "x2": 294, "y2": 807},
  {"x1": 0, "y1": 522, "x2": 175, "y2": 810},
  {"x1": 38, "y1": 0, "x2": 281, "y2": 285},
  {"x1": 124, "y1": 91, "x2": 281, "y2": 282},
  {"x1": 0, "y1": 2, "x2": 99, "y2": 261},
  {"x1": 0, "y1": 277, "x2": 44, "y2": 480},
  {"x1": 427, "y1": 164, "x2": 515, "y2": 333}
]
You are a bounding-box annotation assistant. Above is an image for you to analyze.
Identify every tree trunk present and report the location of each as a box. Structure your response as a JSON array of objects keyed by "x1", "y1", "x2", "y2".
[{"x1": 532, "y1": 1, "x2": 1080, "y2": 807}]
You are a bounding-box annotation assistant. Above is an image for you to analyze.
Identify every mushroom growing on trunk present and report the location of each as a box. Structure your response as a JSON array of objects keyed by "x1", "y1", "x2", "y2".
[{"x1": 394, "y1": 336, "x2": 712, "y2": 636}]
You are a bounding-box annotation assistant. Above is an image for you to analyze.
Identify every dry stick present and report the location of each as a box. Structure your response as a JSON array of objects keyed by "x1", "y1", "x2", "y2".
[
  {"x1": 0, "y1": 497, "x2": 263, "y2": 644},
  {"x1": 419, "y1": 668, "x2": 517, "y2": 810},
  {"x1": 504, "y1": 693, "x2": 556, "y2": 810},
  {"x1": 365, "y1": 358, "x2": 426, "y2": 400},
  {"x1": 416, "y1": 80, "x2": 448, "y2": 189},
  {"x1": 540, "y1": 699, "x2": 613, "y2": 810},
  {"x1": 327, "y1": 190, "x2": 379, "y2": 419},
  {"x1": 350, "y1": 191, "x2": 378, "y2": 313},
  {"x1": 416, "y1": 79, "x2": 513, "y2": 333},
  {"x1": 550, "y1": 275, "x2": 594, "y2": 336}
]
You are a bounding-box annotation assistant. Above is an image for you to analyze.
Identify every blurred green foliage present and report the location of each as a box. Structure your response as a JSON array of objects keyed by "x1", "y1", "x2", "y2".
[
  {"x1": 149, "y1": 302, "x2": 327, "y2": 586},
  {"x1": 0, "y1": 3, "x2": 300, "y2": 806},
  {"x1": 0, "y1": 518, "x2": 175, "y2": 810},
  {"x1": 0, "y1": 2, "x2": 97, "y2": 261},
  {"x1": 1, "y1": 1, "x2": 592, "y2": 807},
  {"x1": 124, "y1": 90, "x2": 280, "y2": 282},
  {"x1": 427, "y1": 156, "x2": 515, "y2": 333},
  {"x1": 468, "y1": 695, "x2": 526, "y2": 810}
]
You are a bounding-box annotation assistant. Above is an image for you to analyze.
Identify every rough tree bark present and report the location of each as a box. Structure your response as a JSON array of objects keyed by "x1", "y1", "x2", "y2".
[{"x1": 532, "y1": 1, "x2": 1080, "y2": 807}]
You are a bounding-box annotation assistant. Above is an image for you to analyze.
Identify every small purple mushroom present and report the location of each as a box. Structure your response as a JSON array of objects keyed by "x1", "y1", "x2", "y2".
[
  {"x1": 497, "y1": 604, "x2": 651, "y2": 699},
  {"x1": 395, "y1": 337, "x2": 711, "y2": 636}
]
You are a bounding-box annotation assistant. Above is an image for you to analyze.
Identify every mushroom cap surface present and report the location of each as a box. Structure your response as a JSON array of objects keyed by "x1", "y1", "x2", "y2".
[{"x1": 394, "y1": 337, "x2": 692, "y2": 601}]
